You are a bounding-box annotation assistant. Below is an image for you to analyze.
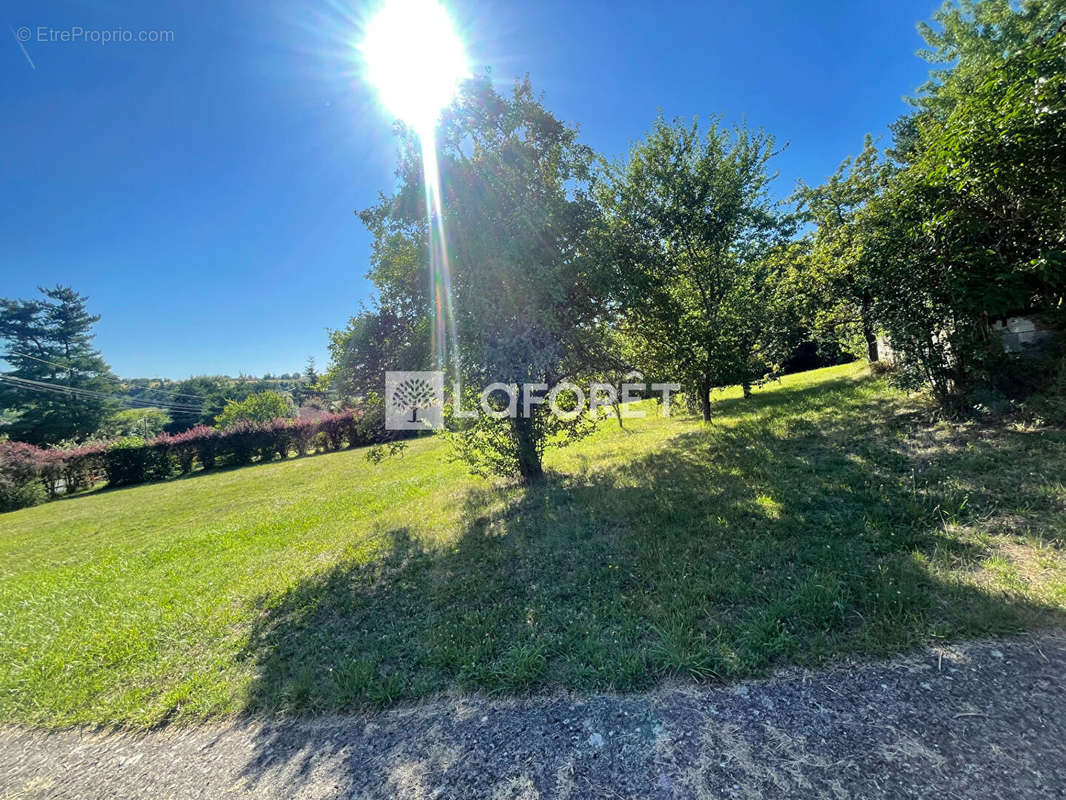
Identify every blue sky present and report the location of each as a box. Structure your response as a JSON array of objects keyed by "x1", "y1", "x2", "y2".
[{"x1": 2, "y1": 0, "x2": 939, "y2": 379}]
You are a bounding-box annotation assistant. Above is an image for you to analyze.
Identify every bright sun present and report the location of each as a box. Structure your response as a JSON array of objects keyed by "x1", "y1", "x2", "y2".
[{"x1": 361, "y1": 0, "x2": 470, "y2": 132}]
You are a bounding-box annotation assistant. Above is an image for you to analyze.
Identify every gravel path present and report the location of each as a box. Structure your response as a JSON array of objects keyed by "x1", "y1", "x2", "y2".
[{"x1": 2, "y1": 632, "x2": 1065, "y2": 799}]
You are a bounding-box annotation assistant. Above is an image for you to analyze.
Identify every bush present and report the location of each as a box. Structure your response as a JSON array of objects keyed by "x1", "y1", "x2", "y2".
[
  {"x1": 1, "y1": 407, "x2": 392, "y2": 509},
  {"x1": 215, "y1": 391, "x2": 294, "y2": 429},
  {"x1": 265, "y1": 418, "x2": 293, "y2": 460},
  {"x1": 61, "y1": 444, "x2": 106, "y2": 493},
  {"x1": 103, "y1": 437, "x2": 172, "y2": 486},
  {"x1": 104, "y1": 437, "x2": 153, "y2": 486},
  {"x1": 866, "y1": 29, "x2": 1066, "y2": 414},
  {"x1": 319, "y1": 412, "x2": 349, "y2": 450},
  {"x1": 1027, "y1": 355, "x2": 1066, "y2": 424},
  {"x1": 0, "y1": 441, "x2": 45, "y2": 511},
  {"x1": 290, "y1": 417, "x2": 317, "y2": 456},
  {"x1": 36, "y1": 449, "x2": 65, "y2": 499}
]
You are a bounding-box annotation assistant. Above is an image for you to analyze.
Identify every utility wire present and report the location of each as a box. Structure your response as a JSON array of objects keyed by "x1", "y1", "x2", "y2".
[
  {"x1": 1, "y1": 380, "x2": 201, "y2": 415},
  {"x1": 4, "y1": 351, "x2": 212, "y2": 401},
  {"x1": 0, "y1": 376, "x2": 205, "y2": 413},
  {"x1": 0, "y1": 379, "x2": 205, "y2": 414},
  {"x1": 0, "y1": 375, "x2": 206, "y2": 413}
]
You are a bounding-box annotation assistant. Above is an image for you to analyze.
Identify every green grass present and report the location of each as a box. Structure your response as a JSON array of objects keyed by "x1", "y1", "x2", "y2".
[{"x1": 2, "y1": 362, "x2": 1065, "y2": 728}]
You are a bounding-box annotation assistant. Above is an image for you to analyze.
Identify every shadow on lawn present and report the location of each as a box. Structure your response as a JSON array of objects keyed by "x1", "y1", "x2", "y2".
[{"x1": 234, "y1": 375, "x2": 1066, "y2": 794}]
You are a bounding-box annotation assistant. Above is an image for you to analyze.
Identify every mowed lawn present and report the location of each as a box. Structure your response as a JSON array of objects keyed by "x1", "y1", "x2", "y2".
[{"x1": 2, "y1": 363, "x2": 1065, "y2": 728}]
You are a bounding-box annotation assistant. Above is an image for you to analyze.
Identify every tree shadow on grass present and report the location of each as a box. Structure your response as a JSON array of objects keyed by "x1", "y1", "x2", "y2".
[{"x1": 234, "y1": 375, "x2": 1066, "y2": 794}]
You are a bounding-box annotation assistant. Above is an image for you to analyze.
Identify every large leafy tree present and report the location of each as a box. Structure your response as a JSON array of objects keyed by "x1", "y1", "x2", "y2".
[
  {"x1": 327, "y1": 228, "x2": 431, "y2": 404},
  {"x1": 598, "y1": 117, "x2": 786, "y2": 420},
  {"x1": 359, "y1": 77, "x2": 605, "y2": 481},
  {"x1": 867, "y1": 22, "x2": 1066, "y2": 410},
  {"x1": 793, "y1": 135, "x2": 892, "y2": 362},
  {"x1": 911, "y1": 0, "x2": 1066, "y2": 117},
  {"x1": 0, "y1": 286, "x2": 118, "y2": 445},
  {"x1": 891, "y1": 1, "x2": 1066, "y2": 164},
  {"x1": 214, "y1": 390, "x2": 294, "y2": 428}
]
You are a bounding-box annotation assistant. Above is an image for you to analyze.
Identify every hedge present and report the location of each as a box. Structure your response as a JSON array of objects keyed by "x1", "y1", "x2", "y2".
[{"x1": 0, "y1": 409, "x2": 397, "y2": 512}]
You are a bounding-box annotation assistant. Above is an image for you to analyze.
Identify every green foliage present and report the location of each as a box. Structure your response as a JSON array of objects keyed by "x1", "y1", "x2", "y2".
[
  {"x1": 327, "y1": 179, "x2": 434, "y2": 405},
  {"x1": 869, "y1": 25, "x2": 1066, "y2": 410},
  {"x1": 357, "y1": 76, "x2": 606, "y2": 481},
  {"x1": 446, "y1": 383, "x2": 594, "y2": 479},
  {"x1": 911, "y1": 0, "x2": 1066, "y2": 117},
  {"x1": 598, "y1": 116, "x2": 789, "y2": 419},
  {"x1": 103, "y1": 436, "x2": 172, "y2": 486},
  {"x1": 98, "y1": 407, "x2": 172, "y2": 439},
  {"x1": 328, "y1": 304, "x2": 429, "y2": 404},
  {"x1": 0, "y1": 441, "x2": 45, "y2": 512},
  {"x1": 792, "y1": 135, "x2": 892, "y2": 362},
  {"x1": 214, "y1": 391, "x2": 294, "y2": 429},
  {"x1": 0, "y1": 286, "x2": 119, "y2": 445}
]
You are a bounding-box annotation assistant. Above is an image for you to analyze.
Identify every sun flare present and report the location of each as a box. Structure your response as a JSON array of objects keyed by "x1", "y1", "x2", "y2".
[{"x1": 361, "y1": 0, "x2": 470, "y2": 132}]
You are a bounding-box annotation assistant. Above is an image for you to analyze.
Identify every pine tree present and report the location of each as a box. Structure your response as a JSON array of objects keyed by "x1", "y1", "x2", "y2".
[{"x1": 0, "y1": 286, "x2": 118, "y2": 444}]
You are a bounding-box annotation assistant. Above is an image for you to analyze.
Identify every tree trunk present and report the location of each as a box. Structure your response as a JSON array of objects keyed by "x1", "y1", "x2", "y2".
[
  {"x1": 861, "y1": 291, "x2": 879, "y2": 362},
  {"x1": 699, "y1": 377, "x2": 712, "y2": 423},
  {"x1": 863, "y1": 321, "x2": 879, "y2": 363},
  {"x1": 742, "y1": 380, "x2": 752, "y2": 399},
  {"x1": 513, "y1": 415, "x2": 543, "y2": 482}
]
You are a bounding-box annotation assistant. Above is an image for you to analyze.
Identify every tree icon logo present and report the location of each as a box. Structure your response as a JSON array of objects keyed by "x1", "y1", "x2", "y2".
[
  {"x1": 392, "y1": 376, "x2": 435, "y2": 423},
  {"x1": 385, "y1": 371, "x2": 444, "y2": 430}
]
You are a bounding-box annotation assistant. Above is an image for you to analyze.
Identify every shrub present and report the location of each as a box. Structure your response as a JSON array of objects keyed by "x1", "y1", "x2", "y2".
[
  {"x1": 215, "y1": 391, "x2": 294, "y2": 429},
  {"x1": 188, "y1": 426, "x2": 220, "y2": 470},
  {"x1": 1027, "y1": 355, "x2": 1066, "y2": 424},
  {"x1": 61, "y1": 444, "x2": 107, "y2": 492},
  {"x1": 319, "y1": 412, "x2": 350, "y2": 450},
  {"x1": 265, "y1": 419, "x2": 293, "y2": 459},
  {"x1": 0, "y1": 441, "x2": 45, "y2": 511},
  {"x1": 160, "y1": 430, "x2": 193, "y2": 474},
  {"x1": 2, "y1": 406, "x2": 409, "y2": 509},
  {"x1": 104, "y1": 436, "x2": 171, "y2": 486},
  {"x1": 290, "y1": 417, "x2": 317, "y2": 455},
  {"x1": 36, "y1": 449, "x2": 65, "y2": 499}
]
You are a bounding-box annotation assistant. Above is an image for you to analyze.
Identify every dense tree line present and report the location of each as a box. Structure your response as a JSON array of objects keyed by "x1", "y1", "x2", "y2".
[{"x1": 327, "y1": 0, "x2": 1065, "y2": 482}]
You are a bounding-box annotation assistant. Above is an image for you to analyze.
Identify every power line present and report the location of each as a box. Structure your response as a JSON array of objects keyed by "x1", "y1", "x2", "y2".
[
  {"x1": 5, "y1": 351, "x2": 212, "y2": 401},
  {"x1": 0, "y1": 379, "x2": 204, "y2": 414},
  {"x1": 0, "y1": 376, "x2": 205, "y2": 413},
  {"x1": 2, "y1": 380, "x2": 197, "y2": 415},
  {"x1": 0, "y1": 375, "x2": 206, "y2": 413}
]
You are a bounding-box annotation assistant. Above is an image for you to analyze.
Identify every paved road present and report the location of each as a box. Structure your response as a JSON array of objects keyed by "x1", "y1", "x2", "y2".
[{"x1": 2, "y1": 633, "x2": 1064, "y2": 799}]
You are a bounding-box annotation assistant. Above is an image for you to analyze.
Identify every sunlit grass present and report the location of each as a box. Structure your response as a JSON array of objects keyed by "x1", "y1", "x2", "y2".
[{"x1": 1, "y1": 362, "x2": 1064, "y2": 728}]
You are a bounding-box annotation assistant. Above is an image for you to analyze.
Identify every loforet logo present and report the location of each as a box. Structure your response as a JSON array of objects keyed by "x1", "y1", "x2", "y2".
[{"x1": 385, "y1": 371, "x2": 445, "y2": 430}]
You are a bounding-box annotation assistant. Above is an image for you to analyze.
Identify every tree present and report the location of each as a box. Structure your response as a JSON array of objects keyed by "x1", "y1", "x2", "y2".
[
  {"x1": 359, "y1": 77, "x2": 606, "y2": 481},
  {"x1": 598, "y1": 117, "x2": 786, "y2": 421},
  {"x1": 155, "y1": 375, "x2": 229, "y2": 432},
  {"x1": 327, "y1": 228, "x2": 431, "y2": 404},
  {"x1": 99, "y1": 407, "x2": 172, "y2": 439},
  {"x1": 793, "y1": 135, "x2": 892, "y2": 362},
  {"x1": 866, "y1": 23, "x2": 1066, "y2": 411},
  {"x1": 303, "y1": 357, "x2": 319, "y2": 387},
  {"x1": 911, "y1": 0, "x2": 1066, "y2": 117},
  {"x1": 0, "y1": 286, "x2": 118, "y2": 445},
  {"x1": 214, "y1": 390, "x2": 294, "y2": 429},
  {"x1": 891, "y1": 1, "x2": 1066, "y2": 165}
]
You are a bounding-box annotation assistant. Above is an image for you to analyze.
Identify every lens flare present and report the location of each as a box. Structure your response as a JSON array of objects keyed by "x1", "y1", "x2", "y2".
[
  {"x1": 361, "y1": 0, "x2": 469, "y2": 131},
  {"x1": 361, "y1": 0, "x2": 468, "y2": 374}
]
